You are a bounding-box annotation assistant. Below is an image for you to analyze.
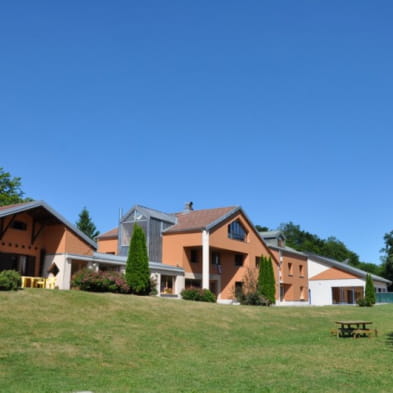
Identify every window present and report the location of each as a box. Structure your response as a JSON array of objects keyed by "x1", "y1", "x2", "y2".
[
  {"x1": 235, "y1": 281, "x2": 243, "y2": 297},
  {"x1": 288, "y1": 263, "x2": 293, "y2": 276},
  {"x1": 235, "y1": 254, "x2": 244, "y2": 267},
  {"x1": 185, "y1": 279, "x2": 201, "y2": 288},
  {"x1": 11, "y1": 220, "x2": 27, "y2": 231},
  {"x1": 228, "y1": 220, "x2": 247, "y2": 242},
  {"x1": 190, "y1": 249, "x2": 198, "y2": 263},
  {"x1": 255, "y1": 256, "x2": 261, "y2": 268},
  {"x1": 212, "y1": 251, "x2": 221, "y2": 265},
  {"x1": 300, "y1": 286, "x2": 305, "y2": 300},
  {"x1": 299, "y1": 264, "x2": 304, "y2": 277}
]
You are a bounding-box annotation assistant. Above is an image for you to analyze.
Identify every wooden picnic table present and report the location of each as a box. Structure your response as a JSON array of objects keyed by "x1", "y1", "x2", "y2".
[{"x1": 335, "y1": 320, "x2": 375, "y2": 338}]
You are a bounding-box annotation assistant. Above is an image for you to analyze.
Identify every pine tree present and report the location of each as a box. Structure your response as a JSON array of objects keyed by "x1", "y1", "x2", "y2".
[
  {"x1": 258, "y1": 256, "x2": 276, "y2": 304},
  {"x1": 365, "y1": 274, "x2": 376, "y2": 305},
  {"x1": 76, "y1": 207, "x2": 100, "y2": 240},
  {"x1": 126, "y1": 224, "x2": 151, "y2": 295}
]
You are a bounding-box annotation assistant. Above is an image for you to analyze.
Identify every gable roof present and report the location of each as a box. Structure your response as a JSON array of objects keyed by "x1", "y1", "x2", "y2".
[
  {"x1": 121, "y1": 204, "x2": 177, "y2": 224},
  {"x1": 0, "y1": 200, "x2": 97, "y2": 249},
  {"x1": 306, "y1": 252, "x2": 391, "y2": 284},
  {"x1": 164, "y1": 206, "x2": 239, "y2": 234},
  {"x1": 97, "y1": 227, "x2": 118, "y2": 239}
]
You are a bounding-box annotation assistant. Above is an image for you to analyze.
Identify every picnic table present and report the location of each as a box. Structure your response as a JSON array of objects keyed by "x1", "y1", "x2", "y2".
[{"x1": 335, "y1": 320, "x2": 376, "y2": 338}]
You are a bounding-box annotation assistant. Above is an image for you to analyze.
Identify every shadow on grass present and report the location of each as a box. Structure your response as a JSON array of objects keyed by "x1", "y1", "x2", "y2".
[{"x1": 385, "y1": 331, "x2": 393, "y2": 348}]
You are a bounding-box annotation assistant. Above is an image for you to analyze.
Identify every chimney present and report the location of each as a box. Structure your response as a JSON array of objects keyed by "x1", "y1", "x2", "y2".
[{"x1": 184, "y1": 201, "x2": 194, "y2": 213}]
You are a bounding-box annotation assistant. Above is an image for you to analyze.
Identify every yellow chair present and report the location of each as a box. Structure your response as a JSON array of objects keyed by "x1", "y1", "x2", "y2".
[
  {"x1": 34, "y1": 278, "x2": 46, "y2": 288},
  {"x1": 46, "y1": 276, "x2": 56, "y2": 289}
]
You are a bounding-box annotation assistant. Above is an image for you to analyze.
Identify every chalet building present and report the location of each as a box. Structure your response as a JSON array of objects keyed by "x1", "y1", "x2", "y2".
[
  {"x1": 0, "y1": 201, "x2": 182, "y2": 290},
  {"x1": 98, "y1": 202, "x2": 281, "y2": 303},
  {"x1": 2, "y1": 200, "x2": 389, "y2": 305}
]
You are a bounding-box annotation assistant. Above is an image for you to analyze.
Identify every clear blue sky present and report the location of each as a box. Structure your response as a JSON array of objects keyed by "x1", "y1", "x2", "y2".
[{"x1": 1, "y1": 1, "x2": 393, "y2": 264}]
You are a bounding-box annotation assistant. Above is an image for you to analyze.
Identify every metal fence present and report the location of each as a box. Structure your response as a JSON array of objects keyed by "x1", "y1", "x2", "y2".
[{"x1": 376, "y1": 292, "x2": 393, "y2": 303}]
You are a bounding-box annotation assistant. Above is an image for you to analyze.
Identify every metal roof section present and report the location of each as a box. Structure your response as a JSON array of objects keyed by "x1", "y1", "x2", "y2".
[
  {"x1": 149, "y1": 261, "x2": 184, "y2": 274},
  {"x1": 259, "y1": 230, "x2": 286, "y2": 239},
  {"x1": 72, "y1": 252, "x2": 185, "y2": 273},
  {"x1": 0, "y1": 200, "x2": 97, "y2": 249},
  {"x1": 268, "y1": 244, "x2": 308, "y2": 258},
  {"x1": 305, "y1": 252, "x2": 392, "y2": 284},
  {"x1": 121, "y1": 204, "x2": 177, "y2": 224}
]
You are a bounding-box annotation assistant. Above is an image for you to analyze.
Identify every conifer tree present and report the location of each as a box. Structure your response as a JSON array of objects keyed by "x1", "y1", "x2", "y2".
[
  {"x1": 126, "y1": 224, "x2": 150, "y2": 295},
  {"x1": 365, "y1": 273, "x2": 376, "y2": 305},
  {"x1": 76, "y1": 207, "x2": 100, "y2": 240},
  {"x1": 258, "y1": 256, "x2": 276, "y2": 304}
]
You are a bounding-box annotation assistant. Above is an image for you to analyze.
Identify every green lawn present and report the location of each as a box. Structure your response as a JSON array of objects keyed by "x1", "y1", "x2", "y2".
[{"x1": 1, "y1": 289, "x2": 392, "y2": 393}]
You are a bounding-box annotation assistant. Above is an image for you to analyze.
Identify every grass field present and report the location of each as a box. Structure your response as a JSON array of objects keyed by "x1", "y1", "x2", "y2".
[{"x1": 1, "y1": 289, "x2": 392, "y2": 393}]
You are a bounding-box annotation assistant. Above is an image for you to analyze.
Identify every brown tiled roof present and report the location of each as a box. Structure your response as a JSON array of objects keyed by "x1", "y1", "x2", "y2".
[
  {"x1": 165, "y1": 206, "x2": 238, "y2": 233},
  {"x1": 97, "y1": 227, "x2": 118, "y2": 239}
]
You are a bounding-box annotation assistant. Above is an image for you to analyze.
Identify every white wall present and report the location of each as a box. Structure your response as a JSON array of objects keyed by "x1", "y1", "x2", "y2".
[
  {"x1": 308, "y1": 259, "x2": 329, "y2": 278},
  {"x1": 44, "y1": 254, "x2": 70, "y2": 290},
  {"x1": 309, "y1": 278, "x2": 365, "y2": 305}
]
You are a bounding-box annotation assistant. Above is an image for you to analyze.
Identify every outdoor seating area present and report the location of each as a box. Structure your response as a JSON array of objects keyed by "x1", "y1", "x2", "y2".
[
  {"x1": 21, "y1": 276, "x2": 56, "y2": 289},
  {"x1": 334, "y1": 320, "x2": 378, "y2": 339}
]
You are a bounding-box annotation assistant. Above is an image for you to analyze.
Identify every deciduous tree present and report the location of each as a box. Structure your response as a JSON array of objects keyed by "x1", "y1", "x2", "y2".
[{"x1": 0, "y1": 167, "x2": 32, "y2": 206}]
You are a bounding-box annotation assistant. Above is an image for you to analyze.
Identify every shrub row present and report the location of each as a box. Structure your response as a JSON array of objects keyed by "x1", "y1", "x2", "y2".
[
  {"x1": 71, "y1": 269, "x2": 130, "y2": 294},
  {"x1": 181, "y1": 288, "x2": 216, "y2": 302},
  {"x1": 237, "y1": 291, "x2": 271, "y2": 306},
  {"x1": 0, "y1": 270, "x2": 21, "y2": 291}
]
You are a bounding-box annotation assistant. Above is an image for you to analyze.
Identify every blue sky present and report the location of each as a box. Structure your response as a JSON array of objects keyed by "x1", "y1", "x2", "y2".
[{"x1": 1, "y1": 1, "x2": 393, "y2": 264}]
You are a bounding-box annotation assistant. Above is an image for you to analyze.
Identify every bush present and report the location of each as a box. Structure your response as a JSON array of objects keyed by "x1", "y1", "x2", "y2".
[
  {"x1": 0, "y1": 270, "x2": 21, "y2": 291},
  {"x1": 71, "y1": 269, "x2": 130, "y2": 294},
  {"x1": 181, "y1": 288, "x2": 216, "y2": 303},
  {"x1": 237, "y1": 291, "x2": 271, "y2": 306},
  {"x1": 357, "y1": 297, "x2": 373, "y2": 307}
]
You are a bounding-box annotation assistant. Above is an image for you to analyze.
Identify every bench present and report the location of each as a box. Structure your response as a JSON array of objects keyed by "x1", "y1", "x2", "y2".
[{"x1": 352, "y1": 329, "x2": 378, "y2": 338}]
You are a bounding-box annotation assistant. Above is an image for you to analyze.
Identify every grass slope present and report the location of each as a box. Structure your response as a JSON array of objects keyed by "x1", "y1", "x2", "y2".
[{"x1": 1, "y1": 289, "x2": 393, "y2": 393}]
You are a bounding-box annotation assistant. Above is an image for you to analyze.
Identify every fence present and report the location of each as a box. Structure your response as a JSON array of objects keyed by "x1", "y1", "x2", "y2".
[{"x1": 376, "y1": 292, "x2": 393, "y2": 303}]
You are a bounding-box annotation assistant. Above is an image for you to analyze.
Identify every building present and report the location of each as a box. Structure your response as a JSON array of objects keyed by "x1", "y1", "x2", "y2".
[
  {"x1": 259, "y1": 230, "x2": 391, "y2": 305},
  {"x1": 0, "y1": 201, "x2": 182, "y2": 291},
  {"x1": 260, "y1": 231, "x2": 309, "y2": 305},
  {"x1": 98, "y1": 202, "x2": 282, "y2": 303},
  {"x1": 307, "y1": 253, "x2": 390, "y2": 305}
]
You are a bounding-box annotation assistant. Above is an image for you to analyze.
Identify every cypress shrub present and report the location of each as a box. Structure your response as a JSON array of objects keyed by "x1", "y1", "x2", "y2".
[
  {"x1": 364, "y1": 273, "x2": 376, "y2": 305},
  {"x1": 258, "y1": 256, "x2": 276, "y2": 305},
  {"x1": 126, "y1": 224, "x2": 151, "y2": 295}
]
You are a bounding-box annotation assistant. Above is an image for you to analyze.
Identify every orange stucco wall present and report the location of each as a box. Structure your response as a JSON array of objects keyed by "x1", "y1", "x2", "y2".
[
  {"x1": 310, "y1": 267, "x2": 359, "y2": 281},
  {"x1": 270, "y1": 249, "x2": 309, "y2": 302},
  {"x1": 162, "y1": 212, "x2": 279, "y2": 300},
  {"x1": 97, "y1": 237, "x2": 118, "y2": 255},
  {"x1": 0, "y1": 213, "x2": 43, "y2": 275},
  {"x1": 0, "y1": 211, "x2": 94, "y2": 276}
]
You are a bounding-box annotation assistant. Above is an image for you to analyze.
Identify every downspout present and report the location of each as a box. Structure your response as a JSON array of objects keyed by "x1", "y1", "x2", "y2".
[{"x1": 202, "y1": 229, "x2": 210, "y2": 289}]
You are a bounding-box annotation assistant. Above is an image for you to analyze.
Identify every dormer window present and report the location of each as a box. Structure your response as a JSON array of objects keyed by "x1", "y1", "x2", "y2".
[{"x1": 228, "y1": 220, "x2": 247, "y2": 242}]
